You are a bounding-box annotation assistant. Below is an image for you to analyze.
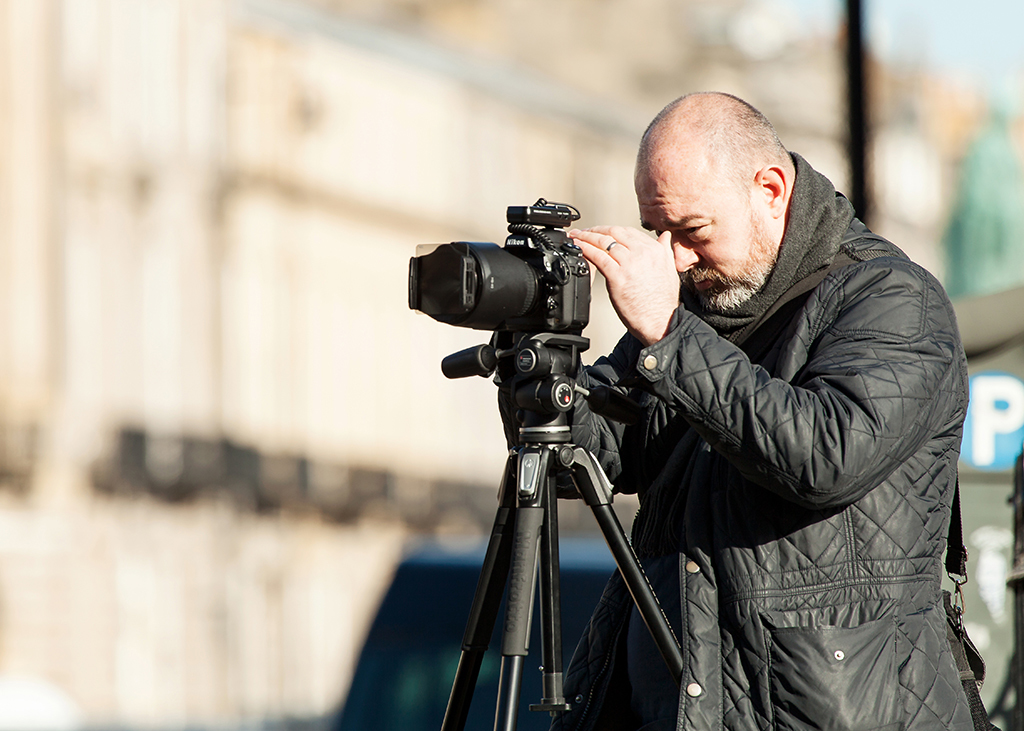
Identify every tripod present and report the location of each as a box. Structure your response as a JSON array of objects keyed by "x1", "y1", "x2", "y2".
[{"x1": 439, "y1": 333, "x2": 683, "y2": 731}]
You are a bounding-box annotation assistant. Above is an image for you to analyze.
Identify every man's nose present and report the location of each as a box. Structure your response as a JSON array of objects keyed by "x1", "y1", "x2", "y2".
[{"x1": 672, "y1": 241, "x2": 699, "y2": 272}]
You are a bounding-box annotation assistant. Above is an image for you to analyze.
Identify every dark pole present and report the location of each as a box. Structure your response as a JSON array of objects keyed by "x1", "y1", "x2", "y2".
[
  {"x1": 1012, "y1": 453, "x2": 1024, "y2": 731},
  {"x1": 846, "y1": 0, "x2": 869, "y2": 223}
]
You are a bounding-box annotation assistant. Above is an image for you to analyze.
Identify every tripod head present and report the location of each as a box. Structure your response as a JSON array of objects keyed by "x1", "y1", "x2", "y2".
[{"x1": 441, "y1": 331, "x2": 641, "y2": 432}]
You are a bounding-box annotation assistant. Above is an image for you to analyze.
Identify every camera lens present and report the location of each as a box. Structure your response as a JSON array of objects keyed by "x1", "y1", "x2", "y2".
[{"x1": 410, "y1": 242, "x2": 539, "y2": 330}]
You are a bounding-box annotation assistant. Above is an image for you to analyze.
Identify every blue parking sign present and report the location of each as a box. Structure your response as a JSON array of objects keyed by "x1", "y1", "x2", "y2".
[{"x1": 961, "y1": 371, "x2": 1024, "y2": 470}]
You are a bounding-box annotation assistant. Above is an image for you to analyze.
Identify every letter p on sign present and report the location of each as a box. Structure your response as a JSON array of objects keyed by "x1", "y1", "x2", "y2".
[{"x1": 962, "y1": 372, "x2": 1024, "y2": 470}]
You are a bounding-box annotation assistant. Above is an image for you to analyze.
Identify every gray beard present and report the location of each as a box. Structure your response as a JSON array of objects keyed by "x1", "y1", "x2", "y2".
[{"x1": 695, "y1": 275, "x2": 767, "y2": 312}]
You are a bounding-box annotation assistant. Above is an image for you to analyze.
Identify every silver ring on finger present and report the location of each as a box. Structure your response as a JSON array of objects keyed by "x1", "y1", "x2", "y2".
[{"x1": 605, "y1": 240, "x2": 619, "y2": 253}]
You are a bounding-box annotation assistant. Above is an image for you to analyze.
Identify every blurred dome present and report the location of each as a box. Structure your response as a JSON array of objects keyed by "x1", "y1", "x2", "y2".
[{"x1": 0, "y1": 677, "x2": 81, "y2": 731}]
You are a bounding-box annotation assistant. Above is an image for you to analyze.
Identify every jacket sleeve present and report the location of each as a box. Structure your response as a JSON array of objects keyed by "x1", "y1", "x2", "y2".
[{"x1": 628, "y1": 258, "x2": 969, "y2": 509}]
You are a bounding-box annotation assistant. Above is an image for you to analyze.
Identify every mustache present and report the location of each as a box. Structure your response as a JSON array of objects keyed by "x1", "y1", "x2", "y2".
[
  {"x1": 682, "y1": 266, "x2": 751, "y2": 293},
  {"x1": 685, "y1": 267, "x2": 730, "y2": 287}
]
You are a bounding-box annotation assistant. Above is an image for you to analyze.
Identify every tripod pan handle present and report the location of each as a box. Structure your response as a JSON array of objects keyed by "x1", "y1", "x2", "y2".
[
  {"x1": 587, "y1": 386, "x2": 641, "y2": 425},
  {"x1": 442, "y1": 344, "x2": 498, "y2": 379}
]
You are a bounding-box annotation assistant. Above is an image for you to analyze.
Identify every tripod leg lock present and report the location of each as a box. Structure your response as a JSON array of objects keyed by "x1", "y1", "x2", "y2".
[
  {"x1": 570, "y1": 447, "x2": 615, "y2": 506},
  {"x1": 518, "y1": 449, "x2": 544, "y2": 499}
]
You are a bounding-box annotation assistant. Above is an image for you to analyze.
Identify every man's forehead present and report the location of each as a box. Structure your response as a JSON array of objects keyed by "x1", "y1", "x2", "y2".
[
  {"x1": 637, "y1": 168, "x2": 714, "y2": 219},
  {"x1": 645, "y1": 138, "x2": 712, "y2": 176},
  {"x1": 638, "y1": 141, "x2": 717, "y2": 197}
]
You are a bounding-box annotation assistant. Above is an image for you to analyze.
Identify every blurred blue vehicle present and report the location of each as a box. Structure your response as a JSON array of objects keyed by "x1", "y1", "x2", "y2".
[{"x1": 335, "y1": 538, "x2": 616, "y2": 731}]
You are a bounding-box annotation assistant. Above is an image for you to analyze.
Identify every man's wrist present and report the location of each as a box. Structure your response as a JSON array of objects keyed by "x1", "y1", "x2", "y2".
[
  {"x1": 634, "y1": 305, "x2": 683, "y2": 347},
  {"x1": 635, "y1": 306, "x2": 680, "y2": 347}
]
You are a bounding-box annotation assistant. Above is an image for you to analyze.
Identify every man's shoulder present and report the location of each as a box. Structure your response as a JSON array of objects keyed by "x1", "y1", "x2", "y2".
[
  {"x1": 831, "y1": 219, "x2": 948, "y2": 301},
  {"x1": 791, "y1": 219, "x2": 960, "y2": 342},
  {"x1": 813, "y1": 236, "x2": 959, "y2": 346},
  {"x1": 811, "y1": 219, "x2": 933, "y2": 301},
  {"x1": 838, "y1": 218, "x2": 909, "y2": 264}
]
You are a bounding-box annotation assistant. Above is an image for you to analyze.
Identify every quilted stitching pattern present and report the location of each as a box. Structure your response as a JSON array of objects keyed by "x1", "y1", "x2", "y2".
[
  {"x1": 896, "y1": 606, "x2": 971, "y2": 728},
  {"x1": 555, "y1": 234, "x2": 973, "y2": 731}
]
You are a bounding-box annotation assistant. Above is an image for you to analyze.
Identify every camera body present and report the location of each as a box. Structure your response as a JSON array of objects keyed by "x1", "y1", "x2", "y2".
[{"x1": 408, "y1": 200, "x2": 591, "y2": 332}]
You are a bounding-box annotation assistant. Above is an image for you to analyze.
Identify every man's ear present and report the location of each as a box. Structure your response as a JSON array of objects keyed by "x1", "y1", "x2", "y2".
[{"x1": 754, "y1": 165, "x2": 789, "y2": 220}]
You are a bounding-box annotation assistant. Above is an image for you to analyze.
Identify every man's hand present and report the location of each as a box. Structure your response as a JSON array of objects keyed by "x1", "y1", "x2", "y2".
[{"x1": 570, "y1": 226, "x2": 681, "y2": 347}]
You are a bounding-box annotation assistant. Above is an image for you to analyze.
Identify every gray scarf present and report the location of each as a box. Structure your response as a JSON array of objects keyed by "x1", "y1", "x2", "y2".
[{"x1": 680, "y1": 153, "x2": 855, "y2": 341}]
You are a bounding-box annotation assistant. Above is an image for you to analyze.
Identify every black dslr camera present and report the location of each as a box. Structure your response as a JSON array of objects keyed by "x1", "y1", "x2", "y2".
[{"x1": 408, "y1": 199, "x2": 590, "y2": 333}]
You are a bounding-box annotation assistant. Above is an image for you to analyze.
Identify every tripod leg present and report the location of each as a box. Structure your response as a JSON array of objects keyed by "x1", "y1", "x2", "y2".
[
  {"x1": 569, "y1": 447, "x2": 684, "y2": 687},
  {"x1": 530, "y1": 468, "x2": 571, "y2": 714},
  {"x1": 493, "y1": 446, "x2": 549, "y2": 731},
  {"x1": 441, "y1": 457, "x2": 518, "y2": 731},
  {"x1": 493, "y1": 656, "x2": 526, "y2": 731}
]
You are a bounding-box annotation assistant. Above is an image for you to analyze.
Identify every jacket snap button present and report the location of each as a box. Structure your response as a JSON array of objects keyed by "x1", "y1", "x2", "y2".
[
  {"x1": 575, "y1": 695, "x2": 584, "y2": 704},
  {"x1": 686, "y1": 682, "x2": 703, "y2": 697},
  {"x1": 834, "y1": 650, "x2": 845, "y2": 661},
  {"x1": 642, "y1": 354, "x2": 658, "y2": 371},
  {"x1": 685, "y1": 561, "x2": 700, "y2": 574}
]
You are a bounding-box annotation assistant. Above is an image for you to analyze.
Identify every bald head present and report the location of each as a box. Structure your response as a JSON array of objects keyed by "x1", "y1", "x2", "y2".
[{"x1": 636, "y1": 93, "x2": 793, "y2": 193}]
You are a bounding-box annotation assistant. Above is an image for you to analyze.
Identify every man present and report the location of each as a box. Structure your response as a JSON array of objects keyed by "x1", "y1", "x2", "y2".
[{"x1": 551, "y1": 93, "x2": 973, "y2": 730}]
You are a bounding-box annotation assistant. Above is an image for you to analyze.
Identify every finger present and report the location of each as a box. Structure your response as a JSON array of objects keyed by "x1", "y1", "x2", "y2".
[
  {"x1": 574, "y1": 237, "x2": 620, "y2": 278},
  {"x1": 575, "y1": 225, "x2": 654, "y2": 246},
  {"x1": 573, "y1": 225, "x2": 614, "y2": 237},
  {"x1": 570, "y1": 229, "x2": 626, "y2": 257},
  {"x1": 569, "y1": 228, "x2": 612, "y2": 247},
  {"x1": 575, "y1": 236, "x2": 614, "y2": 260}
]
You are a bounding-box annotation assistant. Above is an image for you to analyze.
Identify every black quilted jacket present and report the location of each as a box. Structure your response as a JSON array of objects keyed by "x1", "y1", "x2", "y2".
[{"x1": 554, "y1": 224, "x2": 973, "y2": 729}]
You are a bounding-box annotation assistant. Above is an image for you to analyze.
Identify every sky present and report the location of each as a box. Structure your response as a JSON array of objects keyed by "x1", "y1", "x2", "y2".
[{"x1": 785, "y1": 0, "x2": 1024, "y2": 95}]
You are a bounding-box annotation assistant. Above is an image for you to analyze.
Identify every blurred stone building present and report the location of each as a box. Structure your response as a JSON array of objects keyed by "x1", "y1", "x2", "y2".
[{"x1": 0, "y1": 0, "x2": 1001, "y2": 727}]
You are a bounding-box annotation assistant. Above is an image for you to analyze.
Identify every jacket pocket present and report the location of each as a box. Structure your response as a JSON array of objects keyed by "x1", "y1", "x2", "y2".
[{"x1": 762, "y1": 609, "x2": 902, "y2": 731}]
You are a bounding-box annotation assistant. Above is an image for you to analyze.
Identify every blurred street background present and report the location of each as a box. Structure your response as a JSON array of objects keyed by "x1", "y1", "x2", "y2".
[{"x1": 0, "y1": 0, "x2": 1023, "y2": 729}]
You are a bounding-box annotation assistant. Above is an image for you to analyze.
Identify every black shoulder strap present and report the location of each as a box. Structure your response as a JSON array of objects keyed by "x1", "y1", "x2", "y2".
[
  {"x1": 944, "y1": 590, "x2": 997, "y2": 731},
  {"x1": 946, "y1": 478, "x2": 968, "y2": 580}
]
